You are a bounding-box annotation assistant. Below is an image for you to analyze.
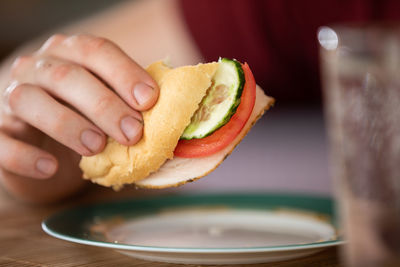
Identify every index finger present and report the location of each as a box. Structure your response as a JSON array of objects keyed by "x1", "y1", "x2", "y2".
[{"x1": 37, "y1": 34, "x2": 159, "y2": 111}]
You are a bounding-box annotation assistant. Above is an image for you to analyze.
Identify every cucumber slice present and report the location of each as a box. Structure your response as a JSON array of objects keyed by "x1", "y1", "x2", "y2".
[{"x1": 181, "y1": 58, "x2": 245, "y2": 140}]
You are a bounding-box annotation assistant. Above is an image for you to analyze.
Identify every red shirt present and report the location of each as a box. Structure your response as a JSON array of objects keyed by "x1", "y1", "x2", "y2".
[{"x1": 180, "y1": 0, "x2": 400, "y2": 105}]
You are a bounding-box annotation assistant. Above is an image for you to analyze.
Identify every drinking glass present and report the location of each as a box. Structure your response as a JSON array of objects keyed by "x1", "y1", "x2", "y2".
[{"x1": 318, "y1": 25, "x2": 400, "y2": 266}]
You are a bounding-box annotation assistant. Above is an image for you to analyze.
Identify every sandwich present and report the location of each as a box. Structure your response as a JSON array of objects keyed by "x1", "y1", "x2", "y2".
[{"x1": 79, "y1": 58, "x2": 274, "y2": 189}]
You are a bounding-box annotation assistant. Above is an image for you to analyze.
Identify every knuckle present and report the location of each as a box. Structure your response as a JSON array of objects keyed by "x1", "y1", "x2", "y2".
[
  {"x1": 68, "y1": 34, "x2": 112, "y2": 56},
  {"x1": 49, "y1": 33, "x2": 67, "y2": 42},
  {"x1": 51, "y1": 63, "x2": 78, "y2": 82},
  {"x1": 35, "y1": 58, "x2": 54, "y2": 71},
  {"x1": 52, "y1": 111, "x2": 71, "y2": 135},
  {"x1": 39, "y1": 34, "x2": 66, "y2": 53},
  {"x1": 65, "y1": 34, "x2": 82, "y2": 45},
  {"x1": 36, "y1": 58, "x2": 79, "y2": 82},
  {"x1": 92, "y1": 95, "x2": 115, "y2": 117},
  {"x1": 6, "y1": 83, "x2": 26, "y2": 111},
  {"x1": 10, "y1": 55, "x2": 33, "y2": 78},
  {"x1": 89, "y1": 37, "x2": 110, "y2": 51},
  {"x1": 86, "y1": 35, "x2": 109, "y2": 49}
]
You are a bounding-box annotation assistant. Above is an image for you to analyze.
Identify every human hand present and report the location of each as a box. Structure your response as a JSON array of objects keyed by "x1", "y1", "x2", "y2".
[{"x1": 0, "y1": 34, "x2": 159, "y2": 202}]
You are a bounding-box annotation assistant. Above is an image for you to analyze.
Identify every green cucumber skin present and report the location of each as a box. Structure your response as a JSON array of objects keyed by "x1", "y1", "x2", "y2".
[
  {"x1": 214, "y1": 58, "x2": 245, "y2": 134},
  {"x1": 180, "y1": 58, "x2": 245, "y2": 140}
]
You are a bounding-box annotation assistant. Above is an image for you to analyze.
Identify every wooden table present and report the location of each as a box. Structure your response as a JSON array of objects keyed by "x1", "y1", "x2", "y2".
[{"x1": 0, "y1": 185, "x2": 342, "y2": 267}]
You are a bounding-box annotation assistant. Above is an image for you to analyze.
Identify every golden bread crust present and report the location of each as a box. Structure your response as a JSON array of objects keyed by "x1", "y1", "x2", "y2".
[{"x1": 79, "y1": 61, "x2": 219, "y2": 188}]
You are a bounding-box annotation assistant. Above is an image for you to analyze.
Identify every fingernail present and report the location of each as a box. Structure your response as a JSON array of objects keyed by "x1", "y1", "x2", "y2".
[
  {"x1": 81, "y1": 129, "x2": 104, "y2": 153},
  {"x1": 133, "y1": 82, "x2": 154, "y2": 106},
  {"x1": 120, "y1": 116, "x2": 142, "y2": 142},
  {"x1": 36, "y1": 158, "x2": 56, "y2": 176}
]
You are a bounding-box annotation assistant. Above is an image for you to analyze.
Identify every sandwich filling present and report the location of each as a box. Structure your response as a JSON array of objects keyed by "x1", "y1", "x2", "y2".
[
  {"x1": 174, "y1": 60, "x2": 256, "y2": 158},
  {"x1": 181, "y1": 58, "x2": 244, "y2": 140}
]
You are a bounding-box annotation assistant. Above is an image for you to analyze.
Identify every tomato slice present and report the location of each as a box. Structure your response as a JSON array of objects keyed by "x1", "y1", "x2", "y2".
[{"x1": 174, "y1": 63, "x2": 256, "y2": 158}]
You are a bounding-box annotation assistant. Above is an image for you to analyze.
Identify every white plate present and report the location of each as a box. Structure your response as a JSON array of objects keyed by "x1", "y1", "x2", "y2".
[{"x1": 42, "y1": 193, "x2": 343, "y2": 265}]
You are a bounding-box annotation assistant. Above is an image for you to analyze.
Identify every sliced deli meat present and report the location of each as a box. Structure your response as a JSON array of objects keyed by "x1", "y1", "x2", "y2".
[{"x1": 135, "y1": 86, "x2": 274, "y2": 188}]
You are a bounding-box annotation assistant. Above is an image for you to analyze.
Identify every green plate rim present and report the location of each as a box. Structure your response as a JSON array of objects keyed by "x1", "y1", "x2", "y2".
[{"x1": 42, "y1": 192, "x2": 344, "y2": 253}]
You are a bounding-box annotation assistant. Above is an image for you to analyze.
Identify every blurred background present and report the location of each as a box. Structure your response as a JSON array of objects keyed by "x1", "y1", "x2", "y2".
[
  {"x1": 0, "y1": 0, "x2": 125, "y2": 61},
  {"x1": 0, "y1": 0, "x2": 332, "y2": 196}
]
